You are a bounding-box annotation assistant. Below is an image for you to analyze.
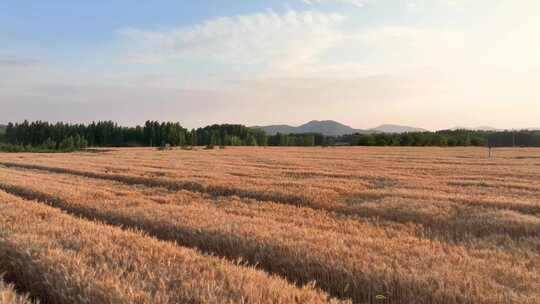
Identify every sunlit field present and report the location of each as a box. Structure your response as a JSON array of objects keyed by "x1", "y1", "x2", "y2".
[{"x1": 0, "y1": 147, "x2": 539, "y2": 304}]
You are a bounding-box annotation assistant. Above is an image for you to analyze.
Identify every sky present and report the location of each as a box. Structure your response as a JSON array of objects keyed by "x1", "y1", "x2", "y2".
[{"x1": 1, "y1": 0, "x2": 539, "y2": 130}]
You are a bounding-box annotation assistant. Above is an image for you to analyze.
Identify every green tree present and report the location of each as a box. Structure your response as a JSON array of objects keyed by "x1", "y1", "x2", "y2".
[
  {"x1": 41, "y1": 138, "x2": 57, "y2": 150},
  {"x1": 59, "y1": 136, "x2": 75, "y2": 150},
  {"x1": 247, "y1": 134, "x2": 258, "y2": 146},
  {"x1": 357, "y1": 135, "x2": 376, "y2": 146}
]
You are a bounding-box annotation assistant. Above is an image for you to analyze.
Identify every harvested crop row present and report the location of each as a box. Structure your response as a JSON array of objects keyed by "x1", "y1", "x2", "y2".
[
  {"x1": 0, "y1": 167, "x2": 538, "y2": 304},
  {"x1": 0, "y1": 279, "x2": 29, "y2": 304},
  {"x1": 0, "y1": 190, "x2": 341, "y2": 304}
]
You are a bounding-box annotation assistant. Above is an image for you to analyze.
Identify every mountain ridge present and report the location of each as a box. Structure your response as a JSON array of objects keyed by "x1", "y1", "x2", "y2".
[
  {"x1": 253, "y1": 120, "x2": 427, "y2": 136},
  {"x1": 252, "y1": 120, "x2": 364, "y2": 136}
]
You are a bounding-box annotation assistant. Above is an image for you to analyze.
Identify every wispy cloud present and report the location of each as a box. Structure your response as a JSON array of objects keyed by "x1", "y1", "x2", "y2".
[
  {"x1": 116, "y1": 1, "x2": 540, "y2": 80},
  {"x1": 118, "y1": 10, "x2": 345, "y2": 68}
]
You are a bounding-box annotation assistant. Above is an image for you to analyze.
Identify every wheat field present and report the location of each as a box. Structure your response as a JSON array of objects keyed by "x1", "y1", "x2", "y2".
[{"x1": 0, "y1": 147, "x2": 539, "y2": 304}]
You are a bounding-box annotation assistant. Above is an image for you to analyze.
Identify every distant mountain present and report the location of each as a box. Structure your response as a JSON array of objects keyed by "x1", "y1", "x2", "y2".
[
  {"x1": 294, "y1": 120, "x2": 365, "y2": 136},
  {"x1": 370, "y1": 124, "x2": 428, "y2": 134},
  {"x1": 253, "y1": 120, "x2": 427, "y2": 136},
  {"x1": 255, "y1": 120, "x2": 540, "y2": 136},
  {"x1": 253, "y1": 120, "x2": 367, "y2": 136}
]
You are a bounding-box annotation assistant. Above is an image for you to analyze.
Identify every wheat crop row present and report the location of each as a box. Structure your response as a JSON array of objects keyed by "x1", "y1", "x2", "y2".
[
  {"x1": 0, "y1": 165, "x2": 538, "y2": 303},
  {"x1": 1, "y1": 148, "x2": 538, "y2": 236},
  {"x1": 0, "y1": 190, "x2": 340, "y2": 304},
  {"x1": 1, "y1": 157, "x2": 539, "y2": 248},
  {"x1": 1, "y1": 147, "x2": 539, "y2": 303}
]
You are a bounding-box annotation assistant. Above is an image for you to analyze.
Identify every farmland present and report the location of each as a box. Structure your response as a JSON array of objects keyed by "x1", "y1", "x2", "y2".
[{"x1": 0, "y1": 147, "x2": 539, "y2": 304}]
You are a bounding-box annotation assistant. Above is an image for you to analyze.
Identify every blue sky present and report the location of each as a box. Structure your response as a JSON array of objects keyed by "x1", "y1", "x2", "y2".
[
  {"x1": 0, "y1": 1, "x2": 469, "y2": 57},
  {"x1": 1, "y1": 1, "x2": 277, "y2": 44},
  {"x1": 1, "y1": 1, "x2": 539, "y2": 129}
]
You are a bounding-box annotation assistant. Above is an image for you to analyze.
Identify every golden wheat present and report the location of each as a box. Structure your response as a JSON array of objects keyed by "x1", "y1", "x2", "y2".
[
  {"x1": 0, "y1": 190, "x2": 342, "y2": 304},
  {"x1": 0, "y1": 278, "x2": 29, "y2": 304},
  {"x1": 0, "y1": 164, "x2": 538, "y2": 303},
  {"x1": 0, "y1": 147, "x2": 539, "y2": 303}
]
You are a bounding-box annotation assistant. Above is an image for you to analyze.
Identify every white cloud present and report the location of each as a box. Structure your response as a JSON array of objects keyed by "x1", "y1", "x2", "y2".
[
  {"x1": 116, "y1": 0, "x2": 540, "y2": 80},
  {"x1": 118, "y1": 10, "x2": 345, "y2": 68}
]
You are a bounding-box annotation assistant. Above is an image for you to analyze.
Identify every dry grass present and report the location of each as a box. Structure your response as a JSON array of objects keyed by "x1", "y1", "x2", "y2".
[
  {"x1": 0, "y1": 278, "x2": 29, "y2": 304},
  {"x1": 0, "y1": 191, "x2": 341, "y2": 304},
  {"x1": 0, "y1": 147, "x2": 539, "y2": 303}
]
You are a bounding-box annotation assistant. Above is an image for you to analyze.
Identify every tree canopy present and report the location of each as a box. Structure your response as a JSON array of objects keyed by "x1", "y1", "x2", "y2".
[{"x1": 2, "y1": 120, "x2": 539, "y2": 150}]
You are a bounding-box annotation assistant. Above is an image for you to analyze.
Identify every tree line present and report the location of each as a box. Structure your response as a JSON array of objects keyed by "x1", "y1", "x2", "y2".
[
  {"x1": 336, "y1": 129, "x2": 540, "y2": 147},
  {"x1": 267, "y1": 133, "x2": 325, "y2": 146},
  {"x1": 1, "y1": 120, "x2": 540, "y2": 151},
  {"x1": 0, "y1": 120, "x2": 269, "y2": 150}
]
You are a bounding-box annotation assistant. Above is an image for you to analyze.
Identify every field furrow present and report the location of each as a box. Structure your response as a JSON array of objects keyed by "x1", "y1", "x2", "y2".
[
  {"x1": 0, "y1": 166, "x2": 538, "y2": 303},
  {"x1": 0, "y1": 190, "x2": 340, "y2": 304}
]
